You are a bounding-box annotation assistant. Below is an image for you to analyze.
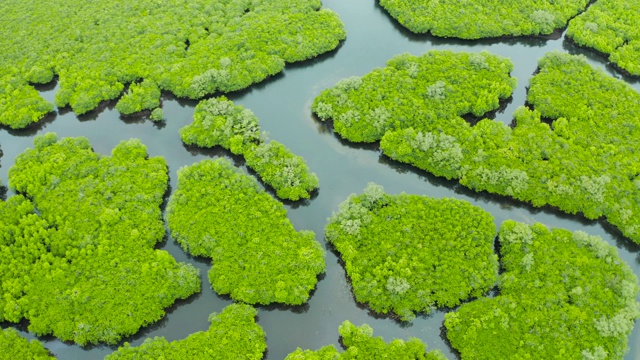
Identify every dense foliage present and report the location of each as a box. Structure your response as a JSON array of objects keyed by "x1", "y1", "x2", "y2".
[
  {"x1": 181, "y1": 97, "x2": 319, "y2": 200},
  {"x1": 378, "y1": 0, "x2": 589, "y2": 39},
  {"x1": 106, "y1": 304, "x2": 266, "y2": 359},
  {"x1": 445, "y1": 221, "x2": 640, "y2": 359},
  {"x1": 312, "y1": 50, "x2": 516, "y2": 143},
  {"x1": 0, "y1": 0, "x2": 345, "y2": 128},
  {"x1": 325, "y1": 184, "x2": 497, "y2": 321},
  {"x1": 314, "y1": 51, "x2": 640, "y2": 244},
  {"x1": 0, "y1": 328, "x2": 55, "y2": 360},
  {"x1": 0, "y1": 134, "x2": 200, "y2": 345},
  {"x1": 166, "y1": 158, "x2": 325, "y2": 305},
  {"x1": 285, "y1": 320, "x2": 447, "y2": 359},
  {"x1": 567, "y1": 0, "x2": 640, "y2": 75}
]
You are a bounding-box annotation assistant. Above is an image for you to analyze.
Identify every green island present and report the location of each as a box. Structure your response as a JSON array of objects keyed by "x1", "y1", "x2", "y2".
[
  {"x1": 106, "y1": 304, "x2": 266, "y2": 359},
  {"x1": 165, "y1": 158, "x2": 325, "y2": 305},
  {"x1": 378, "y1": 0, "x2": 589, "y2": 39},
  {"x1": 0, "y1": 328, "x2": 54, "y2": 360},
  {"x1": 383, "y1": 51, "x2": 640, "y2": 244},
  {"x1": 285, "y1": 320, "x2": 447, "y2": 359},
  {"x1": 315, "y1": 50, "x2": 640, "y2": 244},
  {"x1": 181, "y1": 97, "x2": 319, "y2": 201},
  {"x1": 312, "y1": 50, "x2": 516, "y2": 143},
  {"x1": 0, "y1": 134, "x2": 200, "y2": 345},
  {"x1": 325, "y1": 184, "x2": 498, "y2": 321},
  {"x1": 445, "y1": 220, "x2": 640, "y2": 359},
  {"x1": 567, "y1": 0, "x2": 640, "y2": 76},
  {"x1": 0, "y1": 0, "x2": 345, "y2": 129}
]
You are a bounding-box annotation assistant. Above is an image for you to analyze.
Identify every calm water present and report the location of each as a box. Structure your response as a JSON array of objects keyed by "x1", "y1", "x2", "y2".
[{"x1": 1, "y1": 0, "x2": 639, "y2": 359}]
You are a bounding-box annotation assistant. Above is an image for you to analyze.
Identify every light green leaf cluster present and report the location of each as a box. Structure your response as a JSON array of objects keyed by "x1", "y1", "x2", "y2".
[
  {"x1": 378, "y1": 0, "x2": 588, "y2": 39},
  {"x1": 181, "y1": 97, "x2": 319, "y2": 200},
  {"x1": 115, "y1": 79, "x2": 161, "y2": 115},
  {"x1": 106, "y1": 304, "x2": 266, "y2": 359},
  {"x1": 0, "y1": 0, "x2": 345, "y2": 127},
  {"x1": 0, "y1": 328, "x2": 55, "y2": 360},
  {"x1": 322, "y1": 51, "x2": 640, "y2": 244},
  {"x1": 0, "y1": 134, "x2": 200, "y2": 345},
  {"x1": 165, "y1": 158, "x2": 325, "y2": 305},
  {"x1": 445, "y1": 221, "x2": 640, "y2": 359},
  {"x1": 325, "y1": 184, "x2": 498, "y2": 321},
  {"x1": 567, "y1": 0, "x2": 640, "y2": 75},
  {"x1": 312, "y1": 50, "x2": 516, "y2": 143},
  {"x1": 285, "y1": 320, "x2": 447, "y2": 359},
  {"x1": 0, "y1": 69, "x2": 54, "y2": 129}
]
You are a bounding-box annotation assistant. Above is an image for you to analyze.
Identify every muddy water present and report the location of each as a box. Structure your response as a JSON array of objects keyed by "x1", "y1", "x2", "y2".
[{"x1": 1, "y1": 0, "x2": 639, "y2": 358}]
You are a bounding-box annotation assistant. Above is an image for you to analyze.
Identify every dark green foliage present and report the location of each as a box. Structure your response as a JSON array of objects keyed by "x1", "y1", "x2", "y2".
[
  {"x1": 0, "y1": 0, "x2": 345, "y2": 128},
  {"x1": 445, "y1": 221, "x2": 640, "y2": 359},
  {"x1": 285, "y1": 320, "x2": 447, "y2": 359},
  {"x1": 181, "y1": 97, "x2": 319, "y2": 200},
  {"x1": 325, "y1": 184, "x2": 498, "y2": 321},
  {"x1": 312, "y1": 51, "x2": 516, "y2": 143},
  {"x1": 106, "y1": 304, "x2": 266, "y2": 359},
  {"x1": 0, "y1": 328, "x2": 55, "y2": 360},
  {"x1": 567, "y1": 0, "x2": 640, "y2": 75},
  {"x1": 1, "y1": 134, "x2": 200, "y2": 345},
  {"x1": 165, "y1": 158, "x2": 325, "y2": 305},
  {"x1": 372, "y1": 52, "x2": 640, "y2": 244},
  {"x1": 379, "y1": 0, "x2": 589, "y2": 39}
]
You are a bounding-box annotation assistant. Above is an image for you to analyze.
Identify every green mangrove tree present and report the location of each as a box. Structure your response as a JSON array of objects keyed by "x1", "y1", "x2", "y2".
[
  {"x1": 106, "y1": 304, "x2": 266, "y2": 359},
  {"x1": 165, "y1": 158, "x2": 325, "y2": 305},
  {"x1": 445, "y1": 221, "x2": 640, "y2": 359},
  {"x1": 0, "y1": 0, "x2": 345, "y2": 128},
  {"x1": 325, "y1": 183, "x2": 498, "y2": 321},
  {"x1": 0, "y1": 134, "x2": 200, "y2": 345},
  {"x1": 286, "y1": 320, "x2": 447, "y2": 359},
  {"x1": 181, "y1": 97, "x2": 319, "y2": 200}
]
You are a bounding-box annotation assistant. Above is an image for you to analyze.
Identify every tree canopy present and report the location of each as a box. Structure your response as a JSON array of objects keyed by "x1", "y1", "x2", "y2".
[
  {"x1": 312, "y1": 50, "x2": 516, "y2": 143},
  {"x1": 378, "y1": 0, "x2": 589, "y2": 39},
  {"x1": 325, "y1": 184, "x2": 498, "y2": 321},
  {"x1": 0, "y1": 0, "x2": 345, "y2": 128},
  {"x1": 165, "y1": 158, "x2": 325, "y2": 305},
  {"x1": 567, "y1": 0, "x2": 640, "y2": 76},
  {"x1": 181, "y1": 97, "x2": 319, "y2": 200},
  {"x1": 0, "y1": 328, "x2": 55, "y2": 360},
  {"x1": 381, "y1": 51, "x2": 640, "y2": 244},
  {"x1": 445, "y1": 221, "x2": 640, "y2": 359},
  {"x1": 106, "y1": 304, "x2": 266, "y2": 359},
  {"x1": 0, "y1": 134, "x2": 200, "y2": 345},
  {"x1": 285, "y1": 320, "x2": 447, "y2": 359}
]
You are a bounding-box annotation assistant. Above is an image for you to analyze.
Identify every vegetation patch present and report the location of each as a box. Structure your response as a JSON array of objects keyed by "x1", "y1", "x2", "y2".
[
  {"x1": 106, "y1": 304, "x2": 266, "y2": 359},
  {"x1": 325, "y1": 184, "x2": 498, "y2": 321},
  {"x1": 0, "y1": 328, "x2": 55, "y2": 360},
  {"x1": 567, "y1": 0, "x2": 640, "y2": 76},
  {"x1": 0, "y1": 0, "x2": 345, "y2": 128},
  {"x1": 165, "y1": 158, "x2": 325, "y2": 305},
  {"x1": 285, "y1": 320, "x2": 447, "y2": 359},
  {"x1": 312, "y1": 50, "x2": 516, "y2": 143},
  {"x1": 378, "y1": 0, "x2": 589, "y2": 39},
  {"x1": 1, "y1": 134, "x2": 200, "y2": 345},
  {"x1": 181, "y1": 97, "x2": 319, "y2": 200},
  {"x1": 383, "y1": 52, "x2": 640, "y2": 243},
  {"x1": 445, "y1": 221, "x2": 640, "y2": 359}
]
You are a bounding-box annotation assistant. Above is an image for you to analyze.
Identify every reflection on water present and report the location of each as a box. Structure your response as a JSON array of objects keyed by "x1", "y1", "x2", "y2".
[{"x1": 0, "y1": 0, "x2": 639, "y2": 359}]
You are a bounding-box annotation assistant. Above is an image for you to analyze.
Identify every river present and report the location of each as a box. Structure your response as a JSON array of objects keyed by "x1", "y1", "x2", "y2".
[{"x1": 1, "y1": 0, "x2": 639, "y2": 358}]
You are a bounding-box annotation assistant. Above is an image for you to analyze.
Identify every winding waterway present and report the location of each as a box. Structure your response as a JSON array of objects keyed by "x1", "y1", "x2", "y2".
[{"x1": 1, "y1": 0, "x2": 639, "y2": 358}]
